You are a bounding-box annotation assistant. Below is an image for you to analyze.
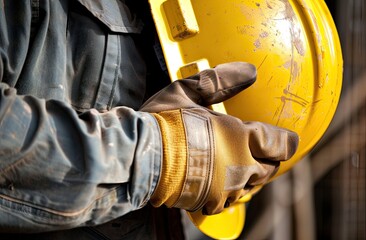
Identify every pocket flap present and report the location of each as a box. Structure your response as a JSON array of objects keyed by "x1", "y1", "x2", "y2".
[{"x1": 77, "y1": 0, "x2": 143, "y2": 33}]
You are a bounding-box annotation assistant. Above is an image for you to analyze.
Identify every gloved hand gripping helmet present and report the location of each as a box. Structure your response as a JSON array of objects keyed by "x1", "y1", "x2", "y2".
[{"x1": 148, "y1": 0, "x2": 343, "y2": 238}]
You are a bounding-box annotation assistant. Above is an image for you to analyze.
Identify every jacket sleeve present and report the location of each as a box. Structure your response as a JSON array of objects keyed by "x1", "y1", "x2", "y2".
[{"x1": 0, "y1": 82, "x2": 162, "y2": 232}]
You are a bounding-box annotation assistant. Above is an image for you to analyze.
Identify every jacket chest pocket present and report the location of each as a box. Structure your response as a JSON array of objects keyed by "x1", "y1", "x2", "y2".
[{"x1": 67, "y1": 0, "x2": 145, "y2": 112}]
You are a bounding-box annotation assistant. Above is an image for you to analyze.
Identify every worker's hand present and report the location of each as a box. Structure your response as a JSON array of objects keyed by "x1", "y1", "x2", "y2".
[{"x1": 140, "y1": 62, "x2": 299, "y2": 215}]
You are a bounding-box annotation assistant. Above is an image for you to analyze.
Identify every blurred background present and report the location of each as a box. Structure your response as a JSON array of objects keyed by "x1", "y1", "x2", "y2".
[{"x1": 184, "y1": 0, "x2": 365, "y2": 239}]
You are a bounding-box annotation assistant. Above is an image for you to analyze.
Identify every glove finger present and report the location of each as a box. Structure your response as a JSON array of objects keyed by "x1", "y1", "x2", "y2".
[
  {"x1": 202, "y1": 189, "x2": 246, "y2": 215},
  {"x1": 246, "y1": 122, "x2": 299, "y2": 161},
  {"x1": 245, "y1": 160, "x2": 280, "y2": 187}
]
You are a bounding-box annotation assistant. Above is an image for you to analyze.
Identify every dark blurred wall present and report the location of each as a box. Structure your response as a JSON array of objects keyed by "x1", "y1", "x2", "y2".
[{"x1": 314, "y1": 0, "x2": 365, "y2": 239}]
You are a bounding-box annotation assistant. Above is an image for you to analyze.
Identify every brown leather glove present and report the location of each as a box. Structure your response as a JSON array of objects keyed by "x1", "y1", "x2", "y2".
[{"x1": 141, "y1": 62, "x2": 299, "y2": 215}]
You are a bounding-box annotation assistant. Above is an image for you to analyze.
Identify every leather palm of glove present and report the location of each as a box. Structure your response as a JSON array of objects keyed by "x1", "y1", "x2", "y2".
[{"x1": 140, "y1": 62, "x2": 299, "y2": 215}]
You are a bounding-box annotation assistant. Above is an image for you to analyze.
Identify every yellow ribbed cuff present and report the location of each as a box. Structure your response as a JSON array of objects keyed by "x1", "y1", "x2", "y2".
[{"x1": 150, "y1": 110, "x2": 187, "y2": 207}]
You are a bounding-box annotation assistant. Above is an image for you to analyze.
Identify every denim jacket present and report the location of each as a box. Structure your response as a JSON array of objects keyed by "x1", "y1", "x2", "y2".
[{"x1": 0, "y1": 0, "x2": 167, "y2": 238}]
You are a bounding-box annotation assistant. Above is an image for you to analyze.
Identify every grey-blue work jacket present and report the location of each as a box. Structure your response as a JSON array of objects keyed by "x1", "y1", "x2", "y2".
[{"x1": 0, "y1": 0, "x2": 172, "y2": 238}]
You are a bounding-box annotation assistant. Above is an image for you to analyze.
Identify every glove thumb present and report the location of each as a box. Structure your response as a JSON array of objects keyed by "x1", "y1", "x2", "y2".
[
  {"x1": 195, "y1": 62, "x2": 257, "y2": 105},
  {"x1": 140, "y1": 62, "x2": 256, "y2": 112}
]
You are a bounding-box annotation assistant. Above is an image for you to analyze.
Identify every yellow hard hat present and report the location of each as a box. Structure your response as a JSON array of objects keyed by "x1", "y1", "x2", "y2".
[{"x1": 148, "y1": 0, "x2": 343, "y2": 239}]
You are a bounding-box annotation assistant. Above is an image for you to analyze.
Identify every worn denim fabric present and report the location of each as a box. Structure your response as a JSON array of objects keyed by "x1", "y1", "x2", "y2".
[{"x1": 0, "y1": 0, "x2": 164, "y2": 237}]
